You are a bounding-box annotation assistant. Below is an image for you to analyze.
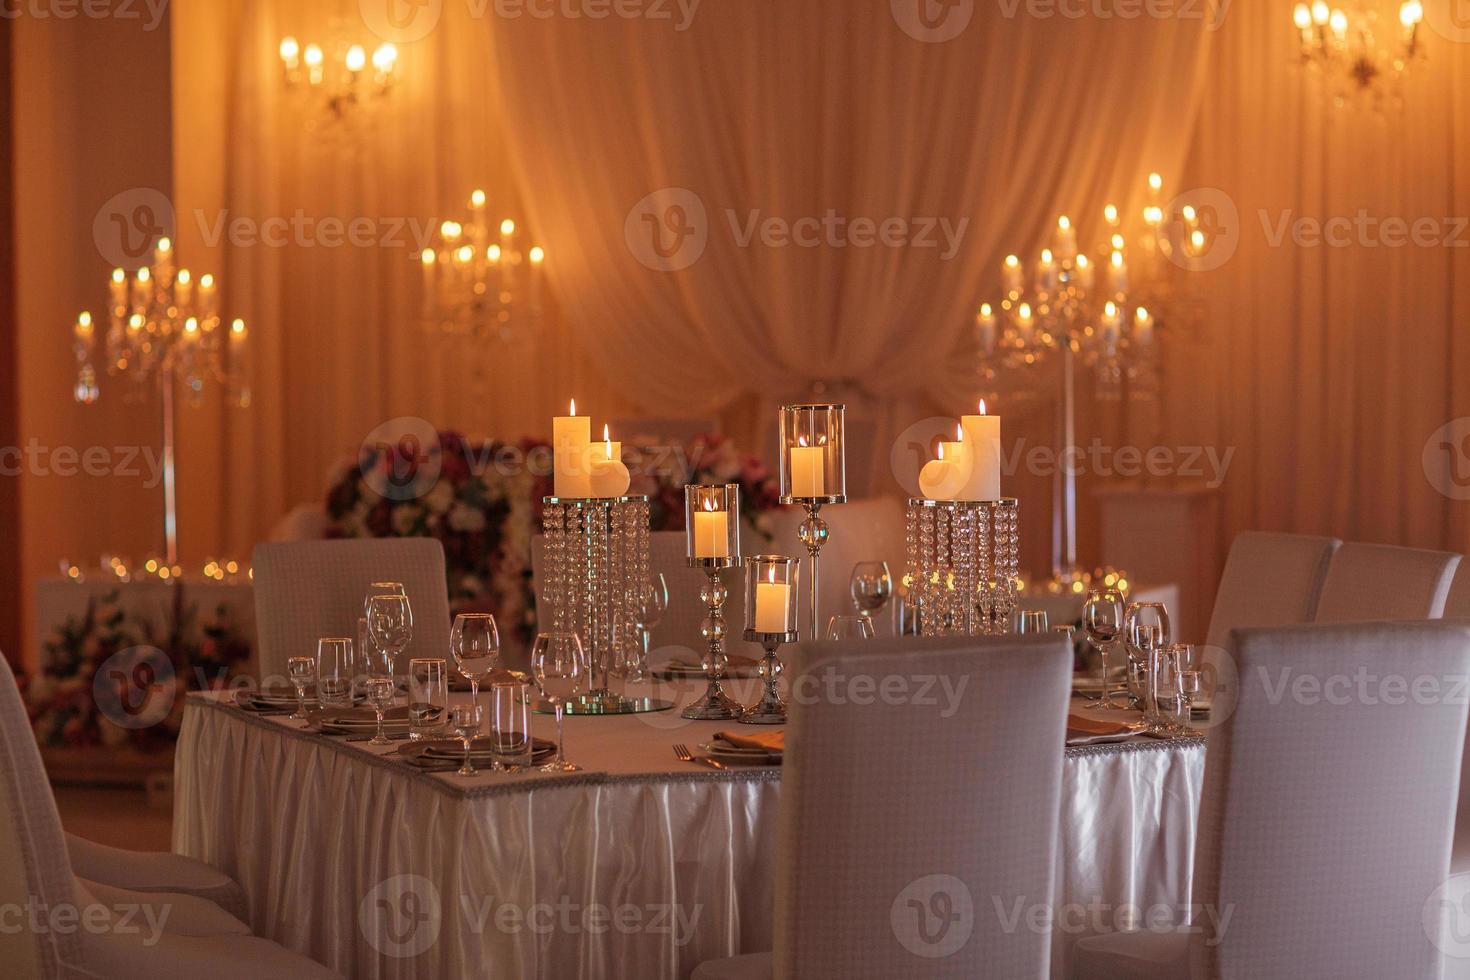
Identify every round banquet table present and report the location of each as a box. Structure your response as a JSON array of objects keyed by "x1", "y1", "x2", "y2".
[{"x1": 174, "y1": 673, "x2": 1204, "y2": 979}]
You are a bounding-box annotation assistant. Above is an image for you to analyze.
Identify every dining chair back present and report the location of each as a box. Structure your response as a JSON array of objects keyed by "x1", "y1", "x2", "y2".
[
  {"x1": 1313, "y1": 541, "x2": 1460, "y2": 623},
  {"x1": 1444, "y1": 562, "x2": 1470, "y2": 620},
  {"x1": 1203, "y1": 531, "x2": 1340, "y2": 652},
  {"x1": 251, "y1": 539, "x2": 452, "y2": 681},
  {"x1": 773, "y1": 634, "x2": 1072, "y2": 979}
]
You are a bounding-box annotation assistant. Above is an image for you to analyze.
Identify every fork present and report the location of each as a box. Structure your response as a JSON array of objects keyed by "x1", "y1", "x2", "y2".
[{"x1": 673, "y1": 743, "x2": 726, "y2": 771}]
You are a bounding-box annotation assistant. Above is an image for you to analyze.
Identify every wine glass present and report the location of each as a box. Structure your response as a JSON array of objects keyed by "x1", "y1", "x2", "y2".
[
  {"x1": 366, "y1": 589, "x2": 414, "y2": 682},
  {"x1": 287, "y1": 656, "x2": 315, "y2": 721},
  {"x1": 825, "y1": 614, "x2": 875, "y2": 642},
  {"x1": 532, "y1": 632, "x2": 587, "y2": 773},
  {"x1": 364, "y1": 676, "x2": 396, "y2": 745},
  {"x1": 450, "y1": 613, "x2": 500, "y2": 721},
  {"x1": 315, "y1": 637, "x2": 355, "y2": 708},
  {"x1": 1124, "y1": 602, "x2": 1171, "y2": 719},
  {"x1": 1083, "y1": 589, "x2": 1125, "y2": 709},
  {"x1": 449, "y1": 703, "x2": 483, "y2": 777},
  {"x1": 1015, "y1": 609, "x2": 1050, "y2": 634},
  {"x1": 850, "y1": 561, "x2": 893, "y2": 631},
  {"x1": 628, "y1": 573, "x2": 669, "y2": 680}
]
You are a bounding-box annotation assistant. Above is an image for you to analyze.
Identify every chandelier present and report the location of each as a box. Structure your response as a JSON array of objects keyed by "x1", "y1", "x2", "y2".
[
  {"x1": 417, "y1": 188, "x2": 547, "y2": 343},
  {"x1": 278, "y1": 34, "x2": 397, "y2": 126},
  {"x1": 71, "y1": 236, "x2": 250, "y2": 564},
  {"x1": 1291, "y1": 0, "x2": 1424, "y2": 105}
]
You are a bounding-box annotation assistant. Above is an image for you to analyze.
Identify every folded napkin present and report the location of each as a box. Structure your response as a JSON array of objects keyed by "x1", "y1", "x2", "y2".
[
  {"x1": 713, "y1": 730, "x2": 785, "y2": 753},
  {"x1": 1065, "y1": 714, "x2": 1135, "y2": 737}
]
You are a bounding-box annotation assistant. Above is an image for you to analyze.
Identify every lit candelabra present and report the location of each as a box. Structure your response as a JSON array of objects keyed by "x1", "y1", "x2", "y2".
[
  {"x1": 278, "y1": 35, "x2": 397, "y2": 124},
  {"x1": 417, "y1": 188, "x2": 547, "y2": 342},
  {"x1": 1290, "y1": 0, "x2": 1424, "y2": 105},
  {"x1": 70, "y1": 236, "x2": 250, "y2": 565}
]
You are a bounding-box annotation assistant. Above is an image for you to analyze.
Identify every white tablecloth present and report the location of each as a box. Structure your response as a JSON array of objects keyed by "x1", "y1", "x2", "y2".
[{"x1": 174, "y1": 678, "x2": 1203, "y2": 979}]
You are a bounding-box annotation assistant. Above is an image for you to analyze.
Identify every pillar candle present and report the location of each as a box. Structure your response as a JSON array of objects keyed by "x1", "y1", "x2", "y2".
[
  {"x1": 918, "y1": 426, "x2": 970, "y2": 501},
  {"x1": 553, "y1": 400, "x2": 591, "y2": 497},
  {"x1": 754, "y1": 569, "x2": 792, "y2": 633},
  {"x1": 789, "y1": 442, "x2": 826, "y2": 498},
  {"x1": 588, "y1": 425, "x2": 630, "y2": 497},
  {"x1": 959, "y1": 401, "x2": 1002, "y2": 501},
  {"x1": 692, "y1": 506, "x2": 730, "y2": 558}
]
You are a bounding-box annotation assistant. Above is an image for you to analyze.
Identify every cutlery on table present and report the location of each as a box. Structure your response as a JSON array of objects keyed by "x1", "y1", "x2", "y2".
[{"x1": 673, "y1": 743, "x2": 726, "y2": 771}]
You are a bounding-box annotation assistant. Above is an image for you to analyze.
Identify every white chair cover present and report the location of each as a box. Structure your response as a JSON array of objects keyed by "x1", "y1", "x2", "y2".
[
  {"x1": 251, "y1": 539, "x2": 452, "y2": 680},
  {"x1": 1313, "y1": 541, "x2": 1461, "y2": 623},
  {"x1": 1203, "y1": 531, "x2": 1340, "y2": 652},
  {"x1": 1444, "y1": 564, "x2": 1470, "y2": 620},
  {"x1": 770, "y1": 635, "x2": 1071, "y2": 979},
  {"x1": 66, "y1": 832, "x2": 247, "y2": 922},
  {"x1": 1075, "y1": 621, "x2": 1470, "y2": 979}
]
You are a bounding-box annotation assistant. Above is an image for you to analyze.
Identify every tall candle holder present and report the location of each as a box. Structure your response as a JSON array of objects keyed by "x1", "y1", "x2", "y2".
[
  {"x1": 682, "y1": 484, "x2": 744, "y2": 721},
  {"x1": 778, "y1": 404, "x2": 846, "y2": 639},
  {"x1": 741, "y1": 555, "x2": 800, "y2": 725},
  {"x1": 541, "y1": 494, "x2": 673, "y2": 714},
  {"x1": 904, "y1": 497, "x2": 1020, "y2": 636}
]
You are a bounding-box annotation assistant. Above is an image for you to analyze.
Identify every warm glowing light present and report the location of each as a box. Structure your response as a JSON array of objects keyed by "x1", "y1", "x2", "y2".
[
  {"x1": 955, "y1": 423, "x2": 963, "y2": 441},
  {"x1": 420, "y1": 247, "x2": 435, "y2": 266},
  {"x1": 78, "y1": 311, "x2": 92, "y2": 327},
  {"x1": 937, "y1": 443, "x2": 945, "y2": 461},
  {"x1": 1110, "y1": 250, "x2": 1125, "y2": 269},
  {"x1": 1136, "y1": 307, "x2": 1151, "y2": 323},
  {"x1": 1400, "y1": 0, "x2": 1422, "y2": 25},
  {"x1": 500, "y1": 218, "x2": 515, "y2": 236},
  {"x1": 1190, "y1": 229, "x2": 1206, "y2": 250},
  {"x1": 487, "y1": 245, "x2": 502, "y2": 262},
  {"x1": 470, "y1": 189, "x2": 486, "y2": 208},
  {"x1": 1104, "y1": 300, "x2": 1118, "y2": 317},
  {"x1": 1040, "y1": 248, "x2": 1054, "y2": 263},
  {"x1": 1143, "y1": 205, "x2": 1163, "y2": 225},
  {"x1": 1111, "y1": 233, "x2": 1125, "y2": 250},
  {"x1": 1328, "y1": 8, "x2": 1347, "y2": 35},
  {"x1": 157, "y1": 237, "x2": 171, "y2": 253},
  {"x1": 455, "y1": 245, "x2": 474, "y2": 264},
  {"x1": 569, "y1": 398, "x2": 576, "y2": 416},
  {"x1": 1057, "y1": 215, "x2": 1071, "y2": 231},
  {"x1": 979, "y1": 398, "x2": 988, "y2": 415},
  {"x1": 304, "y1": 43, "x2": 324, "y2": 67},
  {"x1": 1075, "y1": 254, "x2": 1089, "y2": 269},
  {"x1": 128, "y1": 314, "x2": 144, "y2": 331},
  {"x1": 1293, "y1": 3, "x2": 1311, "y2": 28},
  {"x1": 345, "y1": 45, "x2": 367, "y2": 72},
  {"x1": 440, "y1": 220, "x2": 461, "y2": 240},
  {"x1": 200, "y1": 273, "x2": 214, "y2": 288},
  {"x1": 1311, "y1": 0, "x2": 1329, "y2": 24},
  {"x1": 767, "y1": 566, "x2": 776, "y2": 585},
  {"x1": 184, "y1": 317, "x2": 200, "y2": 335},
  {"x1": 979, "y1": 302, "x2": 992, "y2": 316},
  {"x1": 111, "y1": 268, "x2": 125, "y2": 284},
  {"x1": 279, "y1": 36, "x2": 300, "y2": 62},
  {"x1": 529, "y1": 246, "x2": 545, "y2": 264},
  {"x1": 1004, "y1": 254, "x2": 1020, "y2": 268},
  {"x1": 1148, "y1": 172, "x2": 1162, "y2": 191},
  {"x1": 230, "y1": 318, "x2": 246, "y2": 335},
  {"x1": 137, "y1": 267, "x2": 150, "y2": 283},
  {"x1": 1103, "y1": 203, "x2": 1119, "y2": 224},
  {"x1": 176, "y1": 269, "x2": 191, "y2": 285},
  {"x1": 372, "y1": 43, "x2": 397, "y2": 71},
  {"x1": 1182, "y1": 205, "x2": 1197, "y2": 222},
  {"x1": 1017, "y1": 303, "x2": 1032, "y2": 319}
]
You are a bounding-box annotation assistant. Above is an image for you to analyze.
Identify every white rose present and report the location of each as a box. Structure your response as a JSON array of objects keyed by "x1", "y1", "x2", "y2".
[
  {"x1": 424, "y1": 481, "x2": 455, "y2": 515},
  {"x1": 391, "y1": 505, "x2": 422, "y2": 536},
  {"x1": 447, "y1": 502, "x2": 487, "y2": 533}
]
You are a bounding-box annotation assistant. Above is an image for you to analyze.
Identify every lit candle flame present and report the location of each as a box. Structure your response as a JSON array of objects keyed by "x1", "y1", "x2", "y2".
[
  {"x1": 979, "y1": 398, "x2": 987, "y2": 415},
  {"x1": 569, "y1": 398, "x2": 576, "y2": 416}
]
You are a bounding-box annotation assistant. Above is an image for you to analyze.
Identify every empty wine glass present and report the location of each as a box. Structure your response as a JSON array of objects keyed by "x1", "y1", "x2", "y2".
[
  {"x1": 366, "y1": 588, "x2": 414, "y2": 682},
  {"x1": 449, "y1": 703, "x2": 483, "y2": 777},
  {"x1": 1015, "y1": 609, "x2": 1050, "y2": 634},
  {"x1": 450, "y1": 613, "x2": 500, "y2": 724},
  {"x1": 1083, "y1": 589, "x2": 1125, "y2": 709},
  {"x1": 1124, "y1": 602, "x2": 1171, "y2": 719},
  {"x1": 825, "y1": 614, "x2": 875, "y2": 642},
  {"x1": 315, "y1": 637, "x2": 355, "y2": 708},
  {"x1": 364, "y1": 676, "x2": 396, "y2": 745},
  {"x1": 532, "y1": 632, "x2": 587, "y2": 773},
  {"x1": 850, "y1": 561, "x2": 893, "y2": 631},
  {"x1": 628, "y1": 573, "x2": 669, "y2": 680},
  {"x1": 287, "y1": 656, "x2": 315, "y2": 721}
]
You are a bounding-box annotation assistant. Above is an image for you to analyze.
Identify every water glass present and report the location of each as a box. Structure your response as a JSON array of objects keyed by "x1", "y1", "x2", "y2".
[
  {"x1": 449, "y1": 703, "x2": 483, "y2": 777},
  {"x1": 490, "y1": 680, "x2": 532, "y2": 771},
  {"x1": 1124, "y1": 602, "x2": 1172, "y2": 715},
  {"x1": 1015, "y1": 609, "x2": 1050, "y2": 634},
  {"x1": 287, "y1": 656, "x2": 315, "y2": 721},
  {"x1": 315, "y1": 637, "x2": 355, "y2": 708},
  {"x1": 532, "y1": 632, "x2": 587, "y2": 773},
  {"x1": 825, "y1": 614, "x2": 875, "y2": 642},
  {"x1": 364, "y1": 676, "x2": 396, "y2": 745},
  {"x1": 407, "y1": 658, "x2": 448, "y2": 740},
  {"x1": 1083, "y1": 588, "x2": 1125, "y2": 710}
]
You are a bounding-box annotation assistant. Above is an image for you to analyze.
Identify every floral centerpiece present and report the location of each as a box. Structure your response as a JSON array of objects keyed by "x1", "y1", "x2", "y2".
[{"x1": 626, "y1": 431, "x2": 783, "y2": 540}]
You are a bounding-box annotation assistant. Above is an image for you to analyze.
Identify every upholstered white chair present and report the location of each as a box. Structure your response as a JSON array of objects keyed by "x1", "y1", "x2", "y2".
[
  {"x1": 1073, "y1": 620, "x2": 1470, "y2": 979},
  {"x1": 1444, "y1": 563, "x2": 1470, "y2": 619},
  {"x1": 1203, "y1": 531, "x2": 1340, "y2": 652},
  {"x1": 251, "y1": 539, "x2": 452, "y2": 680},
  {"x1": 0, "y1": 655, "x2": 339, "y2": 978},
  {"x1": 693, "y1": 634, "x2": 1073, "y2": 980},
  {"x1": 1313, "y1": 541, "x2": 1461, "y2": 623}
]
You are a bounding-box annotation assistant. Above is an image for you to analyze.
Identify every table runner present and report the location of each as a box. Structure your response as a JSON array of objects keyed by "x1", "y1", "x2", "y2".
[{"x1": 174, "y1": 684, "x2": 1203, "y2": 978}]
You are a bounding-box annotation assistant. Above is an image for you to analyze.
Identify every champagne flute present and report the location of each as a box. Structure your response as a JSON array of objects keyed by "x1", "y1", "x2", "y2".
[
  {"x1": 532, "y1": 632, "x2": 587, "y2": 773},
  {"x1": 364, "y1": 676, "x2": 396, "y2": 745},
  {"x1": 287, "y1": 656, "x2": 315, "y2": 721},
  {"x1": 450, "y1": 613, "x2": 500, "y2": 725},
  {"x1": 850, "y1": 561, "x2": 893, "y2": 631},
  {"x1": 449, "y1": 703, "x2": 483, "y2": 777},
  {"x1": 1083, "y1": 589, "x2": 1125, "y2": 709}
]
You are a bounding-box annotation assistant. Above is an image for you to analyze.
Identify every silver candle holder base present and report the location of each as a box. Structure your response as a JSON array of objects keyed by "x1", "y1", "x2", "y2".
[
  {"x1": 904, "y1": 497, "x2": 1020, "y2": 636},
  {"x1": 740, "y1": 629, "x2": 797, "y2": 725},
  {"x1": 780, "y1": 494, "x2": 844, "y2": 640},
  {"x1": 681, "y1": 559, "x2": 744, "y2": 721}
]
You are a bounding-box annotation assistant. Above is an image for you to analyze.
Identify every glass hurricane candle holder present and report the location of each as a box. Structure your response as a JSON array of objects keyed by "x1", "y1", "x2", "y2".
[
  {"x1": 741, "y1": 555, "x2": 800, "y2": 725},
  {"x1": 777, "y1": 403, "x2": 846, "y2": 639},
  {"x1": 682, "y1": 484, "x2": 744, "y2": 720}
]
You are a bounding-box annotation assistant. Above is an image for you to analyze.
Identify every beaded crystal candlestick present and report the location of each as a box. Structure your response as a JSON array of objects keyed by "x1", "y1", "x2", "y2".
[
  {"x1": 741, "y1": 555, "x2": 800, "y2": 725},
  {"x1": 683, "y1": 484, "x2": 744, "y2": 721},
  {"x1": 541, "y1": 494, "x2": 673, "y2": 714},
  {"x1": 778, "y1": 404, "x2": 846, "y2": 639},
  {"x1": 904, "y1": 498, "x2": 1020, "y2": 636}
]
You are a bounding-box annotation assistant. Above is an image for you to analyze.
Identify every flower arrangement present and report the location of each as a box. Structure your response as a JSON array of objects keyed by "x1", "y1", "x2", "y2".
[{"x1": 24, "y1": 586, "x2": 252, "y2": 750}]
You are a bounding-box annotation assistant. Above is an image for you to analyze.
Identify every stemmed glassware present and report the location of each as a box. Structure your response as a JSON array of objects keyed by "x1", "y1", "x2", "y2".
[
  {"x1": 364, "y1": 676, "x2": 396, "y2": 745},
  {"x1": 315, "y1": 637, "x2": 355, "y2": 708},
  {"x1": 287, "y1": 656, "x2": 315, "y2": 721},
  {"x1": 1083, "y1": 589, "x2": 1125, "y2": 709},
  {"x1": 1123, "y1": 601, "x2": 1172, "y2": 722},
  {"x1": 532, "y1": 631, "x2": 587, "y2": 773},
  {"x1": 449, "y1": 703, "x2": 484, "y2": 777},
  {"x1": 628, "y1": 573, "x2": 669, "y2": 680},
  {"x1": 1173, "y1": 643, "x2": 1203, "y2": 734},
  {"x1": 450, "y1": 612, "x2": 500, "y2": 724},
  {"x1": 365, "y1": 585, "x2": 414, "y2": 684},
  {"x1": 1016, "y1": 609, "x2": 1050, "y2": 634},
  {"x1": 825, "y1": 615, "x2": 875, "y2": 641},
  {"x1": 849, "y1": 561, "x2": 893, "y2": 632}
]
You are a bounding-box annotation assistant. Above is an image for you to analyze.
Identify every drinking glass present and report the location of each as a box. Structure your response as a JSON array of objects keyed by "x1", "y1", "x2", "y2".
[
  {"x1": 364, "y1": 676, "x2": 396, "y2": 745},
  {"x1": 1124, "y1": 602, "x2": 1171, "y2": 718},
  {"x1": 449, "y1": 703, "x2": 483, "y2": 777},
  {"x1": 287, "y1": 656, "x2": 315, "y2": 721},
  {"x1": 1174, "y1": 643, "x2": 1203, "y2": 731},
  {"x1": 407, "y1": 658, "x2": 448, "y2": 740},
  {"x1": 628, "y1": 573, "x2": 669, "y2": 680},
  {"x1": 850, "y1": 561, "x2": 893, "y2": 630},
  {"x1": 366, "y1": 588, "x2": 414, "y2": 682},
  {"x1": 450, "y1": 613, "x2": 500, "y2": 721},
  {"x1": 1083, "y1": 588, "x2": 1125, "y2": 709},
  {"x1": 1149, "y1": 645, "x2": 1184, "y2": 735},
  {"x1": 1015, "y1": 609, "x2": 1050, "y2": 634},
  {"x1": 315, "y1": 637, "x2": 355, "y2": 708},
  {"x1": 825, "y1": 614, "x2": 875, "y2": 642},
  {"x1": 531, "y1": 632, "x2": 587, "y2": 773},
  {"x1": 490, "y1": 680, "x2": 531, "y2": 771}
]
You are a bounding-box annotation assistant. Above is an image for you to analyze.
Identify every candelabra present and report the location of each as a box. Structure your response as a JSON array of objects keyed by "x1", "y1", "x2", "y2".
[
  {"x1": 1290, "y1": 0, "x2": 1424, "y2": 107},
  {"x1": 417, "y1": 188, "x2": 547, "y2": 343},
  {"x1": 777, "y1": 404, "x2": 846, "y2": 639},
  {"x1": 741, "y1": 555, "x2": 800, "y2": 725},
  {"x1": 682, "y1": 484, "x2": 744, "y2": 721},
  {"x1": 904, "y1": 498, "x2": 1019, "y2": 636},
  {"x1": 71, "y1": 237, "x2": 250, "y2": 565},
  {"x1": 277, "y1": 35, "x2": 397, "y2": 127}
]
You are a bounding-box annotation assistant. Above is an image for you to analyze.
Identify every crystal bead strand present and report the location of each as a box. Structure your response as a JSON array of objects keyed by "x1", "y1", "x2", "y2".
[
  {"x1": 977, "y1": 502, "x2": 994, "y2": 634},
  {"x1": 955, "y1": 505, "x2": 975, "y2": 635},
  {"x1": 918, "y1": 506, "x2": 936, "y2": 637}
]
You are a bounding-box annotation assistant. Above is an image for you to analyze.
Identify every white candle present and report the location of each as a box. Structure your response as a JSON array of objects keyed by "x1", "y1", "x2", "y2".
[
  {"x1": 1133, "y1": 307, "x2": 1154, "y2": 348},
  {"x1": 553, "y1": 399, "x2": 591, "y2": 497},
  {"x1": 976, "y1": 303, "x2": 996, "y2": 353},
  {"x1": 1055, "y1": 216, "x2": 1077, "y2": 262},
  {"x1": 693, "y1": 504, "x2": 730, "y2": 558},
  {"x1": 754, "y1": 568, "x2": 791, "y2": 633},
  {"x1": 789, "y1": 442, "x2": 826, "y2": 498},
  {"x1": 918, "y1": 425, "x2": 969, "y2": 501},
  {"x1": 587, "y1": 425, "x2": 629, "y2": 497},
  {"x1": 1110, "y1": 250, "x2": 1128, "y2": 294},
  {"x1": 1002, "y1": 254, "x2": 1023, "y2": 295},
  {"x1": 959, "y1": 401, "x2": 1002, "y2": 501}
]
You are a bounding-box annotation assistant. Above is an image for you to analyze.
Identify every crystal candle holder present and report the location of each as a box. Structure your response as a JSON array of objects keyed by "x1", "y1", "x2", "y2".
[
  {"x1": 777, "y1": 403, "x2": 845, "y2": 638},
  {"x1": 682, "y1": 484, "x2": 743, "y2": 720},
  {"x1": 904, "y1": 497, "x2": 1020, "y2": 636},
  {"x1": 741, "y1": 555, "x2": 800, "y2": 725}
]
